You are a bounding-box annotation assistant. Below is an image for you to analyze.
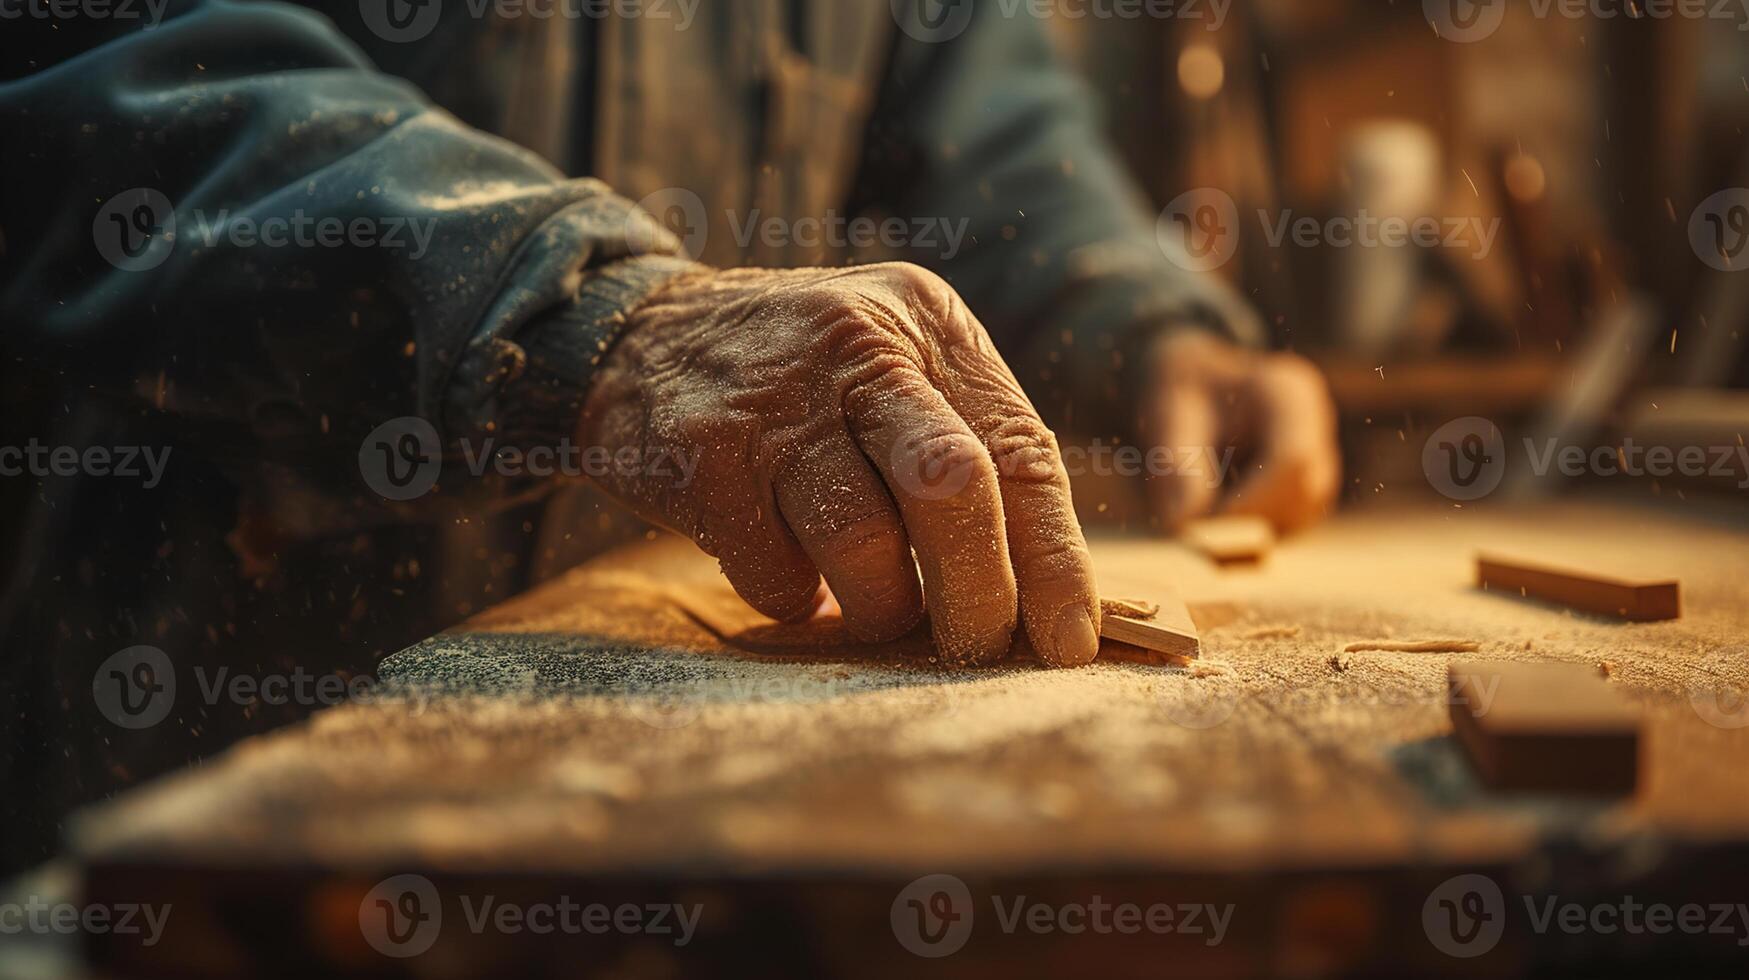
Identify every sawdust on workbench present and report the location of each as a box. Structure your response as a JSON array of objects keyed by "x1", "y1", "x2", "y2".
[
  {"x1": 435, "y1": 500, "x2": 1749, "y2": 777},
  {"x1": 79, "y1": 502, "x2": 1749, "y2": 873},
  {"x1": 390, "y1": 505, "x2": 1749, "y2": 836}
]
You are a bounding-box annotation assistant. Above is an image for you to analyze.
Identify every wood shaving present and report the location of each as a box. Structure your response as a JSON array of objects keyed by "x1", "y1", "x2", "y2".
[
  {"x1": 1101, "y1": 597, "x2": 1160, "y2": 620},
  {"x1": 1340, "y1": 640, "x2": 1480, "y2": 653},
  {"x1": 1244, "y1": 625, "x2": 1302, "y2": 640}
]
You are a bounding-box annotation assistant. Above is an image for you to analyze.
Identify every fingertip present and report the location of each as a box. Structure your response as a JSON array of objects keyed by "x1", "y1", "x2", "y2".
[
  {"x1": 842, "y1": 595, "x2": 925, "y2": 643},
  {"x1": 931, "y1": 614, "x2": 1016, "y2": 667},
  {"x1": 1038, "y1": 600, "x2": 1100, "y2": 668},
  {"x1": 722, "y1": 562, "x2": 826, "y2": 623}
]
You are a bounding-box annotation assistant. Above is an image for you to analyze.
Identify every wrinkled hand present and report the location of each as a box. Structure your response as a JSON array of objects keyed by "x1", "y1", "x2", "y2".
[
  {"x1": 1142, "y1": 331, "x2": 1340, "y2": 533},
  {"x1": 579, "y1": 264, "x2": 1101, "y2": 666}
]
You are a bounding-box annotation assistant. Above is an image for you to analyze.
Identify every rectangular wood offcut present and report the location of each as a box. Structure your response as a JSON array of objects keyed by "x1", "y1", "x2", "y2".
[
  {"x1": 1477, "y1": 553, "x2": 1680, "y2": 621},
  {"x1": 1448, "y1": 660, "x2": 1641, "y2": 795},
  {"x1": 1183, "y1": 515, "x2": 1275, "y2": 565},
  {"x1": 1098, "y1": 594, "x2": 1201, "y2": 663}
]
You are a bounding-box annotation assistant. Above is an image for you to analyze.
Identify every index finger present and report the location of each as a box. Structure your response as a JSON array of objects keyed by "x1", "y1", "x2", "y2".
[
  {"x1": 845, "y1": 367, "x2": 1020, "y2": 666},
  {"x1": 931, "y1": 313, "x2": 1101, "y2": 667}
]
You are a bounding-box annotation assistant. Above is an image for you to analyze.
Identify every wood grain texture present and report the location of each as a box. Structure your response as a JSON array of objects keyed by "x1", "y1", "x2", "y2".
[{"x1": 1098, "y1": 587, "x2": 1200, "y2": 662}]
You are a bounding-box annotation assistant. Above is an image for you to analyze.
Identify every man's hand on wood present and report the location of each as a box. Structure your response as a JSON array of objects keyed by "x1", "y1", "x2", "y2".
[{"x1": 579, "y1": 263, "x2": 1101, "y2": 667}]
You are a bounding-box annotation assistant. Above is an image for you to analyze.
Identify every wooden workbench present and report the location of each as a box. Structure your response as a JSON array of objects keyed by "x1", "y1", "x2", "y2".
[{"x1": 71, "y1": 501, "x2": 1749, "y2": 977}]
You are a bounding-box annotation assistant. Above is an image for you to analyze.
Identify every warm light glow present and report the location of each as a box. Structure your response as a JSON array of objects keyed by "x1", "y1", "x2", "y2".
[
  {"x1": 1178, "y1": 45, "x2": 1225, "y2": 100},
  {"x1": 1504, "y1": 153, "x2": 1547, "y2": 202}
]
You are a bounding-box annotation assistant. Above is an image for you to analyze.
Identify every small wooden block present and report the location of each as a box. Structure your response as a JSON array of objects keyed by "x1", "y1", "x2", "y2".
[
  {"x1": 1098, "y1": 593, "x2": 1201, "y2": 662},
  {"x1": 1477, "y1": 553, "x2": 1679, "y2": 621},
  {"x1": 1448, "y1": 661, "x2": 1640, "y2": 795},
  {"x1": 1183, "y1": 516, "x2": 1275, "y2": 566},
  {"x1": 672, "y1": 572, "x2": 1202, "y2": 665}
]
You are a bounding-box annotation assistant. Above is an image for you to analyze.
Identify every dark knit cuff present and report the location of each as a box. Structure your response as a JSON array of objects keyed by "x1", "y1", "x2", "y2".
[{"x1": 489, "y1": 253, "x2": 700, "y2": 452}]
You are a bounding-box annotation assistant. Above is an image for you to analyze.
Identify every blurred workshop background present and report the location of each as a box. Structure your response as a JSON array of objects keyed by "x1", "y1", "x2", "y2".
[{"x1": 1048, "y1": 0, "x2": 1749, "y2": 512}]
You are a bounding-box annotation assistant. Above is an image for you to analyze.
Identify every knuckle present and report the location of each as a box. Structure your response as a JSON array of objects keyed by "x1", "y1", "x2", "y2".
[
  {"x1": 914, "y1": 428, "x2": 997, "y2": 482},
  {"x1": 1015, "y1": 529, "x2": 1090, "y2": 579},
  {"x1": 881, "y1": 423, "x2": 997, "y2": 507},
  {"x1": 875, "y1": 261, "x2": 952, "y2": 302},
  {"x1": 875, "y1": 262, "x2": 976, "y2": 344},
  {"x1": 817, "y1": 506, "x2": 908, "y2": 565},
  {"x1": 841, "y1": 566, "x2": 921, "y2": 631},
  {"x1": 824, "y1": 318, "x2": 914, "y2": 379},
  {"x1": 983, "y1": 417, "x2": 1063, "y2": 485},
  {"x1": 840, "y1": 357, "x2": 932, "y2": 415}
]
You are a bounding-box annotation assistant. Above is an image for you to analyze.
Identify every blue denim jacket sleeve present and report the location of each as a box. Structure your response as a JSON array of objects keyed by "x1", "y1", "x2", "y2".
[
  {"x1": 868, "y1": 3, "x2": 1264, "y2": 433},
  {"x1": 0, "y1": 0, "x2": 694, "y2": 525}
]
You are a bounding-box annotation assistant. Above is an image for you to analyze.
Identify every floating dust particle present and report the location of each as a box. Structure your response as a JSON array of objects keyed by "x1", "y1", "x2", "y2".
[
  {"x1": 1101, "y1": 597, "x2": 1160, "y2": 619},
  {"x1": 1244, "y1": 625, "x2": 1302, "y2": 640},
  {"x1": 1340, "y1": 639, "x2": 1480, "y2": 653}
]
